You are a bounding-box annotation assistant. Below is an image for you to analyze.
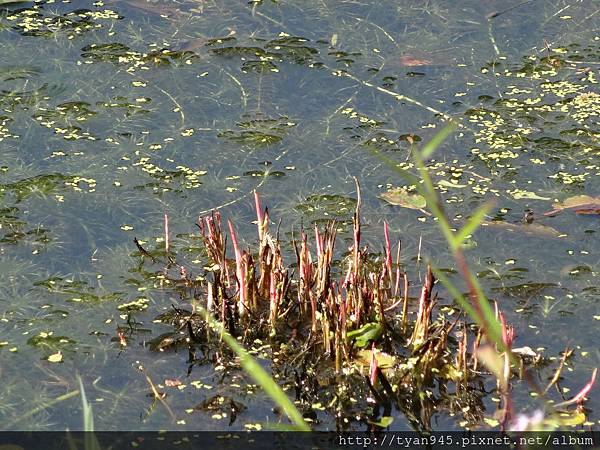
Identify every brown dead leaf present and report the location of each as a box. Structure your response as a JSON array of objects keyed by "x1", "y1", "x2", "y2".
[
  {"x1": 544, "y1": 195, "x2": 600, "y2": 216},
  {"x1": 575, "y1": 208, "x2": 600, "y2": 215},
  {"x1": 398, "y1": 55, "x2": 433, "y2": 67},
  {"x1": 481, "y1": 220, "x2": 562, "y2": 238}
]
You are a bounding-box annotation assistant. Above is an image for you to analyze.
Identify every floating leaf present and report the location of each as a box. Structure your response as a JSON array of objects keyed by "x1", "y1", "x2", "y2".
[
  {"x1": 398, "y1": 56, "x2": 433, "y2": 67},
  {"x1": 47, "y1": 351, "x2": 63, "y2": 363},
  {"x1": 560, "y1": 195, "x2": 598, "y2": 208},
  {"x1": 368, "y1": 416, "x2": 393, "y2": 428},
  {"x1": 544, "y1": 195, "x2": 600, "y2": 216},
  {"x1": 575, "y1": 208, "x2": 600, "y2": 215},
  {"x1": 546, "y1": 411, "x2": 587, "y2": 427},
  {"x1": 356, "y1": 349, "x2": 397, "y2": 370},
  {"x1": 347, "y1": 322, "x2": 383, "y2": 348},
  {"x1": 438, "y1": 179, "x2": 467, "y2": 189},
  {"x1": 379, "y1": 187, "x2": 426, "y2": 210},
  {"x1": 481, "y1": 220, "x2": 561, "y2": 238},
  {"x1": 510, "y1": 190, "x2": 550, "y2": 200},
  {"x1": 484, "y1": 417, "x2": 500, "y2": 427},
  {"x1": 512, "y1": 346, "x2": 539, "y2": 357}
]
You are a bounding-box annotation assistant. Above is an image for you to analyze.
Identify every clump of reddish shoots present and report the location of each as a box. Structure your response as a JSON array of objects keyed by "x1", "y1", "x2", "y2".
[{"x1": 227, "y1": 219, "x2": 247, "y2": 319}]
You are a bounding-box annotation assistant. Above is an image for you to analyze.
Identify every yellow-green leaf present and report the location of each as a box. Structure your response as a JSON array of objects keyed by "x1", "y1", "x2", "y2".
[
  {"x1": 484, "y1": 417, "x2": 499, "y2": 427},
  {"x1": 379, "y1": 187, "x2": 426, "y2": 210},
  {"x1": 438, "y1": 179, "x2": 467, "y2": 189},
  {"x1": 356, "y1": 349, "x2": 397, "y2": 370},
  {"x1": 369, "y1": 416, "x2": 393, "y2": 428},
  {"x1": 47, "y1": 352, "x2": 63, "y2": 363},
  {"x1": 511, "y1": 190, "x2": 550, "y2": 200},
  {"x1": 347, "y1": 323, "x2": 383, "y2": 348}
]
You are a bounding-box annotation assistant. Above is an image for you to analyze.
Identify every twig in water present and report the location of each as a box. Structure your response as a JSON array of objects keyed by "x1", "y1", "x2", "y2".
[
  {"x1": 141, "y1": 367, "x2": 177, "y2": 422},
  {"x1": 486, "y1": 0, "x2": 534, "y2": 19},
  {"x1": 133, "y1": 237, "x2": 156, "y2": 263}
]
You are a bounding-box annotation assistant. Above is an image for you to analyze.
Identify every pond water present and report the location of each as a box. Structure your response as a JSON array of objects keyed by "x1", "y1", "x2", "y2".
[{"x1": 1, "y1": 0, "x2": 599, "y2": 432}]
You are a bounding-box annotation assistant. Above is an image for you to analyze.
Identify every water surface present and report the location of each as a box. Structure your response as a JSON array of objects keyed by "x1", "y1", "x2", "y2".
[{"x1": 1, "y1": 0, "x2": 599, "y2": 431}]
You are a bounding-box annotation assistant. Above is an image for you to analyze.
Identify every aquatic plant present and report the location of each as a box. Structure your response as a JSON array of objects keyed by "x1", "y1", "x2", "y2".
[
  {"x1": 137, "y1": 127, "x2": 597, "y2": 431},
  {"x1": 146, "y1": 193, "x2": 473, "y2": 429}
]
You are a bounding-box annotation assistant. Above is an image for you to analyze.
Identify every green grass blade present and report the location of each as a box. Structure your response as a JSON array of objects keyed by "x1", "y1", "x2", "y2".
[
  {"x1": 77, "y1": 376, "x2": 94, "y2": 432},
  {"x1": 466, "y1": 270, "x2": 504, "y2": 348},
  {"x1": 454, "y1": 202, "x2": 494, "y2": 250},
  {"x1": 366, "y1": 140, "x2": 453, "y2": 248},
  {"x1": 366, "y1": 147, "x2": 422, "y2": 189},
  {"x1": 431, "y1": 267, "x2": 478, "y2": 321},
  {"x1": 432, "y1": 267, "x2": 504, "y2": 351},
  {"x1": 371, "y1": 124, "x2": 516, "y2": 383},
  {"x1": 420, "y1": 122, "x2": 457, "y2": 159},
  {"x1": 412, "y1": 146, "x2": 436, "y2": 197},
  {"x1": 77, "y1": 375, "x2": 102, "y2": 450},
  {"x1": 410, "y1": 149, "x2": 459, "y2": 247}
]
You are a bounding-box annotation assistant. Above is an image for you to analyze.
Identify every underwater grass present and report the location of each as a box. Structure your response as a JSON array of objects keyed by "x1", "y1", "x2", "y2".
[{"x1": 2, "y1": 389, "x2": 79, "y2": 430}]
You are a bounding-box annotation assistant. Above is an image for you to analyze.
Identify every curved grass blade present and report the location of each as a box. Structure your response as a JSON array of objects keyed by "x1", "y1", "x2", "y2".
[
  {"x1": 455, "y1": 202, "x2": 494, "y2": 249},
  {"x1": 420, "y1": 122, "x2": 457, "y2": 159},
  {"x1": 77, "y1": 375, "x2": 101, "y2": 450},
  {"x1": 372, "y1": 124, "x2": 506, "y2": 352}
]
